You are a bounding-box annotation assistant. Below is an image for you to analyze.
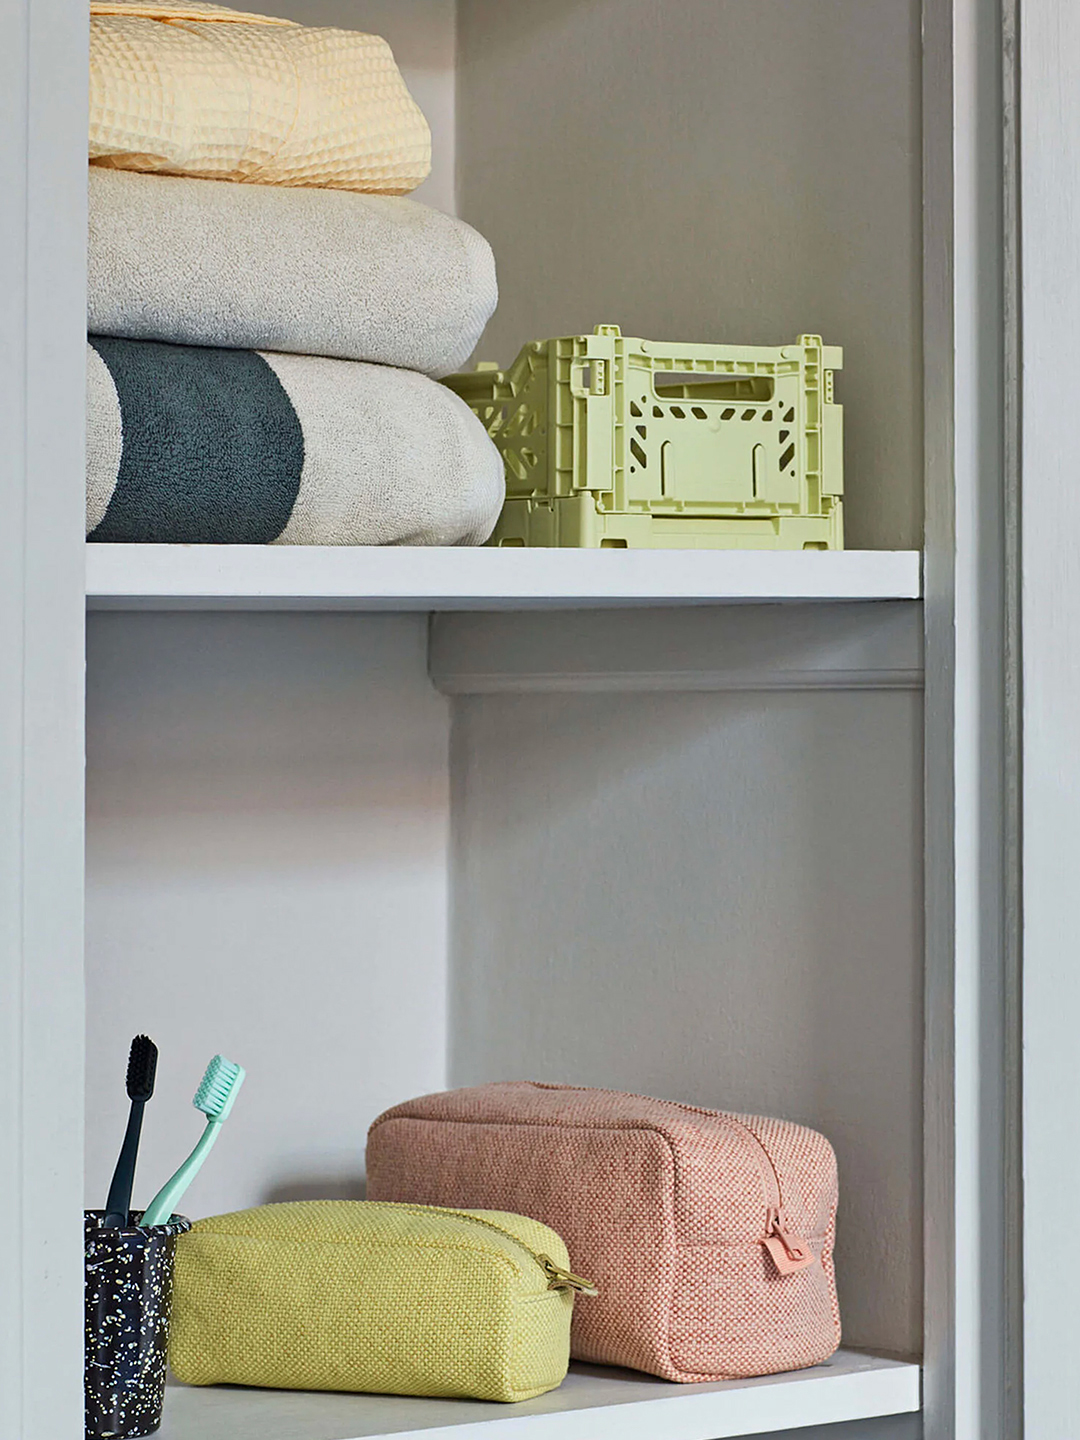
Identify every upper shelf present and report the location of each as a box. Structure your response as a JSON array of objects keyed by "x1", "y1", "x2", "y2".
[
  {"x1": 85, "y1": 545, "x2": 922, "y2": 611},
  {"x1": 157, "y1": 1351, "x2": 920, "y2": 1440}
]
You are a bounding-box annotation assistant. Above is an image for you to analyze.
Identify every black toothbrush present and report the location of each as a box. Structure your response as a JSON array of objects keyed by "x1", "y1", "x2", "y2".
[{"x1": 102, "y1": 1035, "x2": 158, "y2": 1229}]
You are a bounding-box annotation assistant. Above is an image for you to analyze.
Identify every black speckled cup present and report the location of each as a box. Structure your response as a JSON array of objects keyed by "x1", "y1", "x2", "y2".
[{"x1": 84, "y1": 1209, "x2": 191, "y2": 1439}]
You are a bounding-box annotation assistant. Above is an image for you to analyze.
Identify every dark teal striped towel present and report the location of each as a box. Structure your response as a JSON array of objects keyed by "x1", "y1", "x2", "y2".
[{"x1": 86, "y1": 338, "x2": 504, "y2": 546}]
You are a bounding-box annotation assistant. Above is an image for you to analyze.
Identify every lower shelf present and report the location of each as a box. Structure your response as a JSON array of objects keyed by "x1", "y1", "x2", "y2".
[{"x1": 158, "y1": 1351, "x2": 920, "y2": 1440}]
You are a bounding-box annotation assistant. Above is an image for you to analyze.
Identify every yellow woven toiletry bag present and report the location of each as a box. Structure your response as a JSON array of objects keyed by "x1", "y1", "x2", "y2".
[{"x1": 168, "y1": 1200, "x2": 594, "y2": 1402}]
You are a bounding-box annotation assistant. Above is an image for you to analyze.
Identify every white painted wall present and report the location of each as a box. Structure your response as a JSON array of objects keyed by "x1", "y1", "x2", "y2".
[
  {"x1": 85, "y1": 613, "x2": 450, "y2": 1218},
  {"x1": 259, "y1": 0, "x2": 457, "y2": 214},
  {"x1": 449, "y1": 685, "x2": 923, "y2": 1360},
  {"x1": 455, "y1": 0, "x2": 923, "y2": 552}
]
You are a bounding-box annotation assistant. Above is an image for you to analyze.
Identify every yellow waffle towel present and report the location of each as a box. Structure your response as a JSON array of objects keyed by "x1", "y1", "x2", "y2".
[
  {"x1": 169, "y1": 1201, "x2": 583, "y2": 1402},
  {"x1": 89, "y1": 1, "x2": 431, "y2": 193}
]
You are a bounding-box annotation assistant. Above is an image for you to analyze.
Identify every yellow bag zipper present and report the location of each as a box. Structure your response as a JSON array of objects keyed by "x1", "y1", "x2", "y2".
[{"x1": 373, "y1": 1201, "x2": 598, "y2": 1295}]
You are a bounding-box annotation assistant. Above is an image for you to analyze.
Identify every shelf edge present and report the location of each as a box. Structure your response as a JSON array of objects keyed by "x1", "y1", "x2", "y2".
[{"x1": 85, "y1": 546, "x2": 923, "y2": 612}]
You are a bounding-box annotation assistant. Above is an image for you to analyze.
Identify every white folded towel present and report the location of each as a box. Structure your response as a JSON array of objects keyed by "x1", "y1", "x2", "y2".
[{"x1": 88, "y1": 168, "x2": 498, "y2": 377}]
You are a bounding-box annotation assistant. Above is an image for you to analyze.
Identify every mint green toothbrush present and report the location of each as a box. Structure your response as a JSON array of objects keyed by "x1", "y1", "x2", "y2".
[{"x1": 141, "y1": 1055, "x2": 245, "y2": 1227}]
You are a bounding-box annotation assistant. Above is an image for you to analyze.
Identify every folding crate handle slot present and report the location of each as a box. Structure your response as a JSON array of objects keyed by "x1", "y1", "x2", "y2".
[
  {"x1": 652, "y1": 372, "x2": 775, "y2": 403},
  {"x1": 570, "y1": 361, "x2": 607, "y2": 398}
]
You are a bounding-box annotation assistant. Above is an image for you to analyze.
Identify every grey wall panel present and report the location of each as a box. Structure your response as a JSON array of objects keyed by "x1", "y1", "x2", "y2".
[
  {"x1": 456, "y1": 0, "x2": 923, "y2": 551},
  {"x1": 450, "y1": 687, "x2": 923, "y2": 1358},
  {"x1": 758, "y1": 1418, "x2": 920, "y2": 1440},
  {"x1": 85, "y1": 613, "x2": 450, "y2": 1216},
  {"x1": 430, "y1": 603, "x2": 924, "y2": 695}
]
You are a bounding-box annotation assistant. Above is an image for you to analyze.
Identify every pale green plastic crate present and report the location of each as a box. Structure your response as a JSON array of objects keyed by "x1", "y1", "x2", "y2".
[{"x1": 443, "y1": 326, "x2": 843, "y2": 549}]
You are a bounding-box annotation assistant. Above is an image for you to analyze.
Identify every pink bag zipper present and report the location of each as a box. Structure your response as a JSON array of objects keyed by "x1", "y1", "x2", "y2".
[{"x1": 531, "y1": 1083, "x2": 815, "y2": 1274}]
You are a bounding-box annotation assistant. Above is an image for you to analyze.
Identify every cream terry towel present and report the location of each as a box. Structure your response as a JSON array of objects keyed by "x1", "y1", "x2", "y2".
[
  {"x1": 90, "y1": 1, "x2": 430, "y2": 193},
  {"x1": 88, "y1": 168, "x2": 498, "y2": 377}
]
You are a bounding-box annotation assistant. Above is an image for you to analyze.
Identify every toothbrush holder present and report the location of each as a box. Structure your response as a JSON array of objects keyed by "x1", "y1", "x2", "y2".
[{"x1": 84, "y1": 1209, "x2": 191, "y2": 1438}]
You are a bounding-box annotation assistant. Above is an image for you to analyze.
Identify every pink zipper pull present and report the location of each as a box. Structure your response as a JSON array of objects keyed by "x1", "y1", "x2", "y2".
[{"x1": 762, "y1": 1208, "x2": 816, "y2": 1276}]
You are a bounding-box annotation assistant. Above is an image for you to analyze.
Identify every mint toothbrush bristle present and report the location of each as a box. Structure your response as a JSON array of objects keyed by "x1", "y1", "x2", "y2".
[
  {"x1": 126, "y1": 1034, "x2": 158, "y2": 1102},
  {"x1": 139, "y1": 1053, "x2": 246, "y2": 1228},
  {"x1": 194, "y1": 1055, "x2": 245, "y2": 1121}
]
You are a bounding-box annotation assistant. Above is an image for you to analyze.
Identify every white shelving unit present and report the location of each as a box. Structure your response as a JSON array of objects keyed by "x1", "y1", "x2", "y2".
[
  {"x1": 10, "y1": 0, "x2": 1042, "y2": 1436},
  {"x1": 86, "y1": 544, "x2": 922, "y2": 611},
  {"x1": 158, "y1": 1353, "x2": 920, "y2": 1440}
]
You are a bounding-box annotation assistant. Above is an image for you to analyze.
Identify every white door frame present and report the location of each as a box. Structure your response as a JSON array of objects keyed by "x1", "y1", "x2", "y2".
[
  {"x1": 924, "y1": 1, "x2": 1021, "y2": 1438},
  {"x1": 0, "y1": 1, "x2": 88, "y2": 1437},
  {"x1": 1018, "y1": 3, "x2": 1080, "y2": 1437}
]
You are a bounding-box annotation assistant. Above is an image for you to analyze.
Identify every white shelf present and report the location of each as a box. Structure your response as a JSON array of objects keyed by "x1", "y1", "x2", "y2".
[
  {"x1": 85, "y1": 545, "x2": 922, "y2": 612},
  {"x1": 157, "y1": 1352, "x2": 919, "y2": 1440}
]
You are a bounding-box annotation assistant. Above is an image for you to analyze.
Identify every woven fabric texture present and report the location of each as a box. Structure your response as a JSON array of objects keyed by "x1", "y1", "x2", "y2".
[
  {"x1": 88, "y1": 168, "x2": 497, "y2": 377},
  {"x1": 367, "y1": 1083, "x2": 841, "y2": 1383},
  {"x1": 89, "y1": 2, "x2": 430, "y2": 192},
  {"x1": 169, "y1": 1201, "x2": 575, "y2": 1402},
  {"x1": 86, "y1": 338, "x2": 505, "y2": 545}
]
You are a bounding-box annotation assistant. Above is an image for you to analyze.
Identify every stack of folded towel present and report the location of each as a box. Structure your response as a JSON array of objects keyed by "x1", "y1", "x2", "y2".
[{"x1": 86, "y1": 1, "x2": 504, "y2": 546}]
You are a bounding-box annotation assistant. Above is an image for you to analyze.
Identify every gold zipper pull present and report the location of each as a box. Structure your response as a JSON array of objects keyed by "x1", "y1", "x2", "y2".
[{"x1": 537, "y1": 1254, "x2": 598, "y2": 1296}]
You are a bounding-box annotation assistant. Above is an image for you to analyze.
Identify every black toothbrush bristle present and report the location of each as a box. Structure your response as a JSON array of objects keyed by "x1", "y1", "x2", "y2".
[{"x1": 126, "y1": 1034, "x2": 158, "y2": 1102}]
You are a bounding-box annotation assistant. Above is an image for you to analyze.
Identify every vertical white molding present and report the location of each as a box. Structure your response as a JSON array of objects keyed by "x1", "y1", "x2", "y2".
[
  {"x1": 921, "y1": 2, "x2": 958, "y2": 1433},
  {"x1": 0, "y1": 0, "x2": 87, "y2": 1436},
  {"x1": 1020, "y1": 4, "x2": 1080, "y2": 1437},
  {"x1": 925, "y1": 0, "x2": 1019, "y2": 1437},
  {"x1": 952, "y1": 3, "x2": 998, "y2": 1434}
]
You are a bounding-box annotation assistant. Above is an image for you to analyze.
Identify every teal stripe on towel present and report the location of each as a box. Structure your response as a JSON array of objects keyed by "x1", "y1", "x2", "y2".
[{"x1": 87, "y1": 337, "x2": 304, "y2": 544}]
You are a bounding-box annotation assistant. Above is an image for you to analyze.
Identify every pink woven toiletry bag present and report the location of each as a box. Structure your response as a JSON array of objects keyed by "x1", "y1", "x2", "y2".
[{"x1": 366, "y1": 1083, "x2": 840, "y2": 1382}]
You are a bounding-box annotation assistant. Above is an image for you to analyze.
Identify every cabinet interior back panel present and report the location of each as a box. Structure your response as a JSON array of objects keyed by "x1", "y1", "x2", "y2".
[
  {"x1": 85, "y1": 613, "x2": 450, "y2": 1218},
  {"x1": 449, "y1": 688, "x2": 923, "y2": 1359},
  {"x1": 456, "y1": 0, "x2": 923, "y2": 551}
]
